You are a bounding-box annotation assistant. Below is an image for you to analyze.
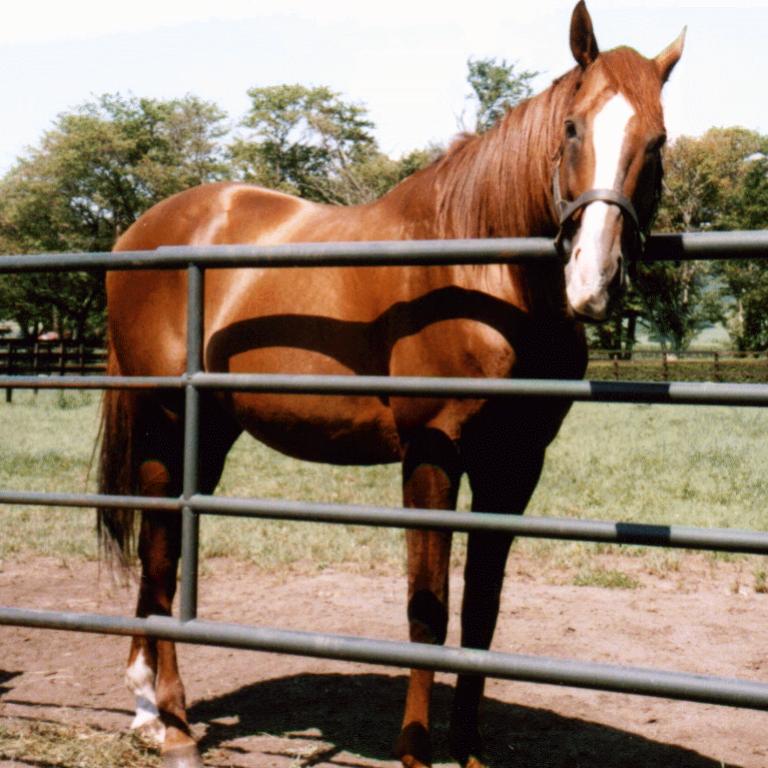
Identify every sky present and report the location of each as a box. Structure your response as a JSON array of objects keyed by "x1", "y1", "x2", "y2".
[{"x1": 0, "y1": 1, "x2": 766, "y2": 174}]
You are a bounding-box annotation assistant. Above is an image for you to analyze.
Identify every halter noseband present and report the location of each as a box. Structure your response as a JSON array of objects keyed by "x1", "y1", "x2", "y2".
[{"x1": 552, "y1": 163, "x2": 645, "y2": 267}]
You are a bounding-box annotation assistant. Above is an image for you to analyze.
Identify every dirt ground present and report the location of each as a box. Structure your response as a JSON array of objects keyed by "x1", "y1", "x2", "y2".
[{"x1": 2, "y1": 554, "x2": 768, "y2": 768}]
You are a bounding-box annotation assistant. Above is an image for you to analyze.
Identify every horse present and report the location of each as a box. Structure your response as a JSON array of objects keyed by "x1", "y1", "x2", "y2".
[{"x1": 97, "y1": 3, "x2": 684, "y2": 767}]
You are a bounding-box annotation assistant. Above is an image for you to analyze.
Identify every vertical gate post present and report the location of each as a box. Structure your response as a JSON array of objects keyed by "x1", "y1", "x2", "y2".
[{"x1": 180, "y1": 263, "x2": 204, "y2": 622}]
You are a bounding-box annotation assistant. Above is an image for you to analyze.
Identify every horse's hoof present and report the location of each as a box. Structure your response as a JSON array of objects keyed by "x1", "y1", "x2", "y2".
[
  {"x1": 394, "y1": 722, "x2": 432, "y2": 768},
  {"x1": 399, "y1": 757, "x2": 430, "y2": 768},
  {"x1": 161, "y1": 744, "x2": 204, "y2": 768},
  {"x1": 131, "y1": 715, "x2": 166, "y2": 745},
  {"x1": 450, "y1": 730, "x2": 486, "y2": 768}
]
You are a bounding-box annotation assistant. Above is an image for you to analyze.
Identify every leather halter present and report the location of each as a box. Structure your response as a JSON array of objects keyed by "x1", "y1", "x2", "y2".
[{"x1": 551, "y1": 163, "x2": 645, "y2": 266}]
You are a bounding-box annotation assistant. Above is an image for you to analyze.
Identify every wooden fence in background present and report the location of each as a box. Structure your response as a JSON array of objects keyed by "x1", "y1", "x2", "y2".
[{"x1": 0, "y1": 340, "x2": 106, "y2": 402}]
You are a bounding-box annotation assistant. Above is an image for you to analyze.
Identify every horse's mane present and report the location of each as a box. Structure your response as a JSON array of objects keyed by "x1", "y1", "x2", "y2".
[{"x1": 429, "y1": 68, "x2": 582, "y2": 240}]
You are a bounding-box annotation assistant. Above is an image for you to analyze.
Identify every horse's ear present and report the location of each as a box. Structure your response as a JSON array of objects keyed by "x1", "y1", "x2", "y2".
[
  {"x1": 570, "y1": 1, "x2": 599, "y2": 69},
  {"x1": 655, "y1": 27, "x2": 686, "y2": 83}
]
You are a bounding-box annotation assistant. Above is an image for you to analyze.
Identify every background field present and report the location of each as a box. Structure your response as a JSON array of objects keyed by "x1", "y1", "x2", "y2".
[{"x1": 1, "y1": 389, "x2": 766, "y2": 577}]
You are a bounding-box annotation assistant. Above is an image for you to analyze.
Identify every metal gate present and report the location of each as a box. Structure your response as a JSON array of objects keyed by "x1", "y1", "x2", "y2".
[{"x1": 2, "y1": 230, "x2": 768, "y2": 709}]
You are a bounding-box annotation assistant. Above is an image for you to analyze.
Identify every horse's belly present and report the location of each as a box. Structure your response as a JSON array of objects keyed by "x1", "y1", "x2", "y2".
[{"x1": 229, "y1": 392, "x2": 401, "y2": 465}]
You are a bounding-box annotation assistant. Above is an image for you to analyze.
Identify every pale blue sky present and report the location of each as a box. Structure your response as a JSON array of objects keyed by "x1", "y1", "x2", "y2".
[{"x1": 1, "y1": 1, "x2": 766, "y2": 174}]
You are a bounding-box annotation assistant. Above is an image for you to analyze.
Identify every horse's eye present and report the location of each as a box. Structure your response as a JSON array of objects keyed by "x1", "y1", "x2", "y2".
[{"x1": 565, "y1": 120, "x2": 579, "y2": 140}]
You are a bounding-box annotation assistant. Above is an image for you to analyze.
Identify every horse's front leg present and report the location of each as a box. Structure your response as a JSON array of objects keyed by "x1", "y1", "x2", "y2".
[
  {"x1": 395, "y1": 427, "x2": 462, "y2": 768},
  {"x1": 449, "y1": 438, "x2": 547, "y2": 768}
]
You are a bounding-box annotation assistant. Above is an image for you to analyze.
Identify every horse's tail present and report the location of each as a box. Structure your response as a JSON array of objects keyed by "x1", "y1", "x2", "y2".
[{"x1": 96, "y1": 343, "x2": 138, "y2": 567}]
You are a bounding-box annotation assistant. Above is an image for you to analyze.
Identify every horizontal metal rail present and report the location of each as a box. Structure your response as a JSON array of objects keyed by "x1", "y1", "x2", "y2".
[
  {"x1": 0, "y1": 230, "x2": 766, "y2": 272},
  {"x1": 0, "y1": 374, "x2": 183, "y2": 390},
  {"x1": 3, "y1": 231, "x2": 768, "y2": 723},
  {"x1": 2, "y1": 371, "x2": 768, "y2": 407},
  {"x1": 192, "y1": 373, "x2": 768, "y2": 406},
  {"x1": 4, "y1": 489, "x2": 768, "y2": 556},
  {"x1": 2, "y1": 607, "x2": 768, "y2": 711}
]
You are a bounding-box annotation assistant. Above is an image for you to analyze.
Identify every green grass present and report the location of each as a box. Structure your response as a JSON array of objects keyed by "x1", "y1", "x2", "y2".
[
  {"x1": 1, "y1": 390, "x2": 768, "y2": 572},
  {"x1": 572, "y1": 568, "x2": 640, "y2": 589}
]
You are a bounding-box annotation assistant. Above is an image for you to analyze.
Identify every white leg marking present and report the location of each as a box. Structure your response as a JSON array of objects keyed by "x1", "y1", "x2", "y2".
[
  {"x1": 568, "y1": 93, "x2": 636, "y2": 318},
  {"x1": 125, "y1": 650, "x2": 166, "y2": 742}
]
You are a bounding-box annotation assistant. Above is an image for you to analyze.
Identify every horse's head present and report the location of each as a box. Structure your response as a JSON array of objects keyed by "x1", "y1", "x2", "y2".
[{"x1": 554, "y1": 1, "x2": 685, "y2": 321}]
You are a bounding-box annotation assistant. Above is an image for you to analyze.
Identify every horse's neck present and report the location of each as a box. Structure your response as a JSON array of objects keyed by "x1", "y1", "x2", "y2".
[{"x1": 374, "y1": 75, "x2": 575, "y2": 315}]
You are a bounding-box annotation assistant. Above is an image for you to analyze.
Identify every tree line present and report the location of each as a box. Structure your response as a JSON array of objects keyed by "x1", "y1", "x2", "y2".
[{"x1": 0, "y1": 59, "x2": 766, "y2": 351}]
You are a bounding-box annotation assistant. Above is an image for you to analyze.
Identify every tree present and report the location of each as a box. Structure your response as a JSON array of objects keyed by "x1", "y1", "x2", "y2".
[
  {"x1": 231, "y1": 84, "x2": 388, "y2": 204},
  {"x1": 630, "y1": 129, "x2": 766, "y2": 353},
  {"x1": 716, "y1": 154, "x2": 768, "y2": 350},
  {"x1": 635, "y1": 262, "x2": 721, "y2": 353},
  {"x1": 656, "y1": 128, "x2": 764, "y2": 233},
  {"x1": 653, "y1": 128, "x2": 768, "y2": 351},
  {"x1": 0, "y1": 93, "x2": 229, "y2": 340},
  {"x1": 465, "y1": 57, "x2": 538, "y2": 133}
]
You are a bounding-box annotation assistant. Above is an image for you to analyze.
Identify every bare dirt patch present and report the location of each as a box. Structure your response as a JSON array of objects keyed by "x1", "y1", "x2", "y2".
[{"x1": 2, "y1": 554, "x2": 768, "y2": 767}]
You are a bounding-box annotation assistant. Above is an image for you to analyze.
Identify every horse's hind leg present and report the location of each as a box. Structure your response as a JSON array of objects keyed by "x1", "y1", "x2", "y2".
[
  {"x1": 394, "y1": 427, "x2": 462, "y2": 768},
  {"x1": 124, "y1": 395, "x2": 241, "y2": 767}
]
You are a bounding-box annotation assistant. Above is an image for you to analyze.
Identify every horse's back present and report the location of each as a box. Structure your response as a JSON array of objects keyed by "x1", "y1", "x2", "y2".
[
  {"x1": 107, "y1": 182, "x2": 319, "y2": 378},
  {"x1": 114, "y1": 182, "x2": 315, "y2": 252}
]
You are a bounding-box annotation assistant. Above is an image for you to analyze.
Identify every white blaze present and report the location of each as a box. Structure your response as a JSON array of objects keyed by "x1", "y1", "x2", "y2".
[{"x1": 567, "y1": 93, "x2": 635, "y2": 319}]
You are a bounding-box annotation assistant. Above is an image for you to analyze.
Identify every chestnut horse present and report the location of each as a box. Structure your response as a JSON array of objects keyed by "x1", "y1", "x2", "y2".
[{"x1": 98, "y1": 4, "x2": 683, "y2": 767}]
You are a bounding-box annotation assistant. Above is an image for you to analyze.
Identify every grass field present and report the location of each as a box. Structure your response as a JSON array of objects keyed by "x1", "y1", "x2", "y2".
[{"x1": 1, "y1": 389, "x2": 767, "y2": 574}]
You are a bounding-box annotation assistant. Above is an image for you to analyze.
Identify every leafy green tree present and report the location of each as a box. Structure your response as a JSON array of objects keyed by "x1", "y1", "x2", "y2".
[
  {"x1": 635, "y1": 262, "x2": 721, "y2": 353},
  {"x1": 717, "y1": 154, "x2": 768, "y2": 350},
  {"x1": 465, "y1": 57, "x2": 538, "y2": 133},
  {"x1": 631, "y1": 129, "x2": 765, "y2": 353},
  {"x1": 735, "y1": 154, "x2": 768, "y2": 229},
  {"x1": 231, "y1": 84, "x2": 388, "y2": 204},
  {"x1": 656, "y1": 128, "x2": 764, "y2": 233},
  {"x1": 0, "y1": 93, "x2": 229, "y2": 340}
]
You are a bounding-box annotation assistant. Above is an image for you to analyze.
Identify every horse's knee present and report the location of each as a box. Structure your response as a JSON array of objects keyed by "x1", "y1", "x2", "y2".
[{"x1": 408, "y1": 588, "x2": 448, "y2": 645}]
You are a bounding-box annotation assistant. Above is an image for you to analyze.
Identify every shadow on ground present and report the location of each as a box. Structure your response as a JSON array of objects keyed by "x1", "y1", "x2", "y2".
[
  {"x1": 190, "y1": 672, "x2": 740, "y2": 768},
  {"x1": 0, "y1": 670, "x2": 21, "y2": 697}
]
